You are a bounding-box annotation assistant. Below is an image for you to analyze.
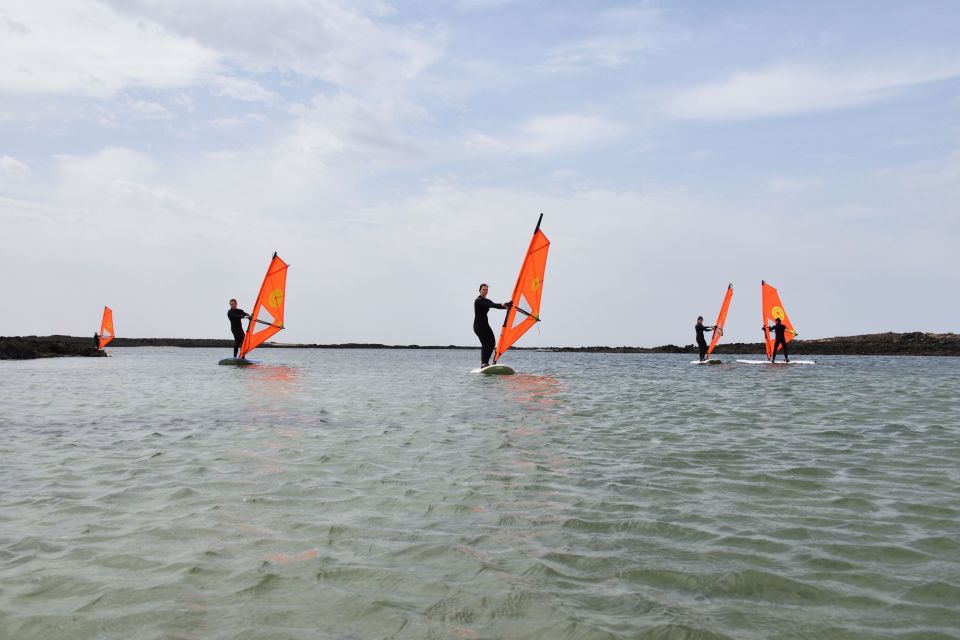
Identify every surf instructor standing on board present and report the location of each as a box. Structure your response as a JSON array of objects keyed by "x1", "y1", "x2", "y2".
[
  {"x1": 695, "y1": 316, "x2": 716, "y2": 362},
  {"x1": 474, "y1": 284, "x2": 512, "y2": 369},
  {"x1": 764, "y1": 317, "x2": 793, "y2": 363},
  {"x1": 228, "y1": 299, "x2": 251, "y2": 359}
]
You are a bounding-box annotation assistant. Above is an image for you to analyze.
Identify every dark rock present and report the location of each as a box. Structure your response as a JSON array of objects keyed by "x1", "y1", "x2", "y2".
[
  {"x1": 3, "y1": 332, "x2": 957, "y2": 358},
  {"x1": 0, "y1": 336, "x2": 106, "y2": 360}
]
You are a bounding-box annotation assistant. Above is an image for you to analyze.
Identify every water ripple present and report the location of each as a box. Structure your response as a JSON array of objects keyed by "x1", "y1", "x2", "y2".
[{"x1": 1, "y1": 350, "x2": 958, "y2": 639}]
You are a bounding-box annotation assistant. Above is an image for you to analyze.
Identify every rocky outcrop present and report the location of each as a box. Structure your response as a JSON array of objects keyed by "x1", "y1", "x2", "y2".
[
  {"x1": 550, "y1": 332, "x2": 960, "y2": 356},
  {"x1": 3, "y1": 332, "x2": 957, "y2": 359},
  {"x1": 774, "y1": 332, "x2": 960, "y2": 356},
  {"x1": 0, "y1": 336, "x2": 106, "y2": 360}
]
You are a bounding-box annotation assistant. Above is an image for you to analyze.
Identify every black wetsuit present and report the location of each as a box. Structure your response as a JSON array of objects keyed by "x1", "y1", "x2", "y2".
[
  {"x1": 768, "y1": 322, "x2": 790, "y2": 362},
  {"x1": 228, "y1": 308, "x2": 249, "y2": 358},
  {"x1": 93, "y1": 333, "x2": 100, "y2": 349},
  {"x1": 695, "y1": 322, "x2": 711, "y2": 361},
  {"x1": 474, "y1": 297, "x2": 506, "y2": 366}
]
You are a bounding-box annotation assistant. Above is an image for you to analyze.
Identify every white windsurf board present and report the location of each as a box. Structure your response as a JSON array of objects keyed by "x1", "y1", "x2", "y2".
[
  {"x1": 471, "y1": 364, "x2": 516, "y2": 375},
  {"x1": 735, "y1": 359, "x2": 815, "y2": 365}
]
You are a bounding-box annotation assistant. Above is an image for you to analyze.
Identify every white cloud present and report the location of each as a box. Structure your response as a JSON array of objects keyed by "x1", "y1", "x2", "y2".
[
  {"x1": 542, "y1": 7, "x2": 683, "y2": 72},
  {"x1": 210, "y1": 76, "x2": 277, "y2": 103},
  {"x1": 0, "y1": 155, "x2": 32, "y2": 182},
  {"x1": 766, "y1": 175, "x2": 822, "y2": 193},
  {"x1": 890, "y1": 149, "x2": 960, "y2": 195},
  {"x1": 102, "y1": 0, "x2": 443, "y2": 95},
  {"x1": 207, "y1": 113, "x2": 268, "y2": 130},
  {"x1": 0, "y1": 0, "x2": 218, "y2": 97},
  {"x1": 469, "y1": 113, "x2": 624, "y2": 156},
  {"x1": 670, "y1": 58, "x2": 960, "y2": 120},
  {"x1": 126, "y1": 99, "x2": 171, "y2": 119},
  {"x1": 147, "y1": 92, "x2": 431, "y2": 221}
]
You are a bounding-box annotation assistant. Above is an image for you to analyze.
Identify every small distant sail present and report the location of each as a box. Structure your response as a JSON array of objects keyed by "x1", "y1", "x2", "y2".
[
  {"x1": 706, "y1": 284, "x2": 733, "y2": 358},
  {"x1": 99, "y1": 306, "x2": 114, "y2": 349},
  {"x1": 494, "y1": 214, "x2": 550, "y2": 364},
  {"x1": 239, "y1": 253, "x2": 288, "y2": 359},
  {"x1": 761, "y1": 280, "x2": 797, "y2": 359}
]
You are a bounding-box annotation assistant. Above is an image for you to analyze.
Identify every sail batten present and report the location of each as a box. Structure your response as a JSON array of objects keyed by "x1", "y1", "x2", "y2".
[
  {"x1": 98, "y1": 306, "x2": 114, "y2": 350},
  {"x1": 761, "y1": 280, "x2": 796, "y2": 359},
  {"x1": 494, "y1": 217, "x2": 550, "y2": 363},
  {"x1": 706, "y1": 284, "x2": 733, "y2": 358},
  {"x1": 239, "y1": 253, "x2": 288, "y2": 359}
]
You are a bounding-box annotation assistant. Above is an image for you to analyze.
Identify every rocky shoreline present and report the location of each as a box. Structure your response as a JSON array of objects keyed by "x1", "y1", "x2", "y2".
[
  {"x1": 551, "y1": 332, "x2": 960, "y2": 357},
  {"x1": 2, "y1": 332, "x2": 957, "y2": 360},
  {"x1": 0, "y1": 336, "x2": 107, "y2": 360}
]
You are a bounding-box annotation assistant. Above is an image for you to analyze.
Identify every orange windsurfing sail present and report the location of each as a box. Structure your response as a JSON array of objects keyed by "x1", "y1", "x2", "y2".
[
  {"x1": 494, "y1": 214, "x2": 550, "y2": 364},
  {"x1": 706, "y1": 284, "x2": 733, "y2": 358},
  {"x1": 98, "y1": 306, "x2": 114, "y2": 349},
  {"x1": 239, "y1": 253, "x2": 288, "y2": 359},
  {"x1": 761, "y1": 280, "x2": 797, "y2": 359}
]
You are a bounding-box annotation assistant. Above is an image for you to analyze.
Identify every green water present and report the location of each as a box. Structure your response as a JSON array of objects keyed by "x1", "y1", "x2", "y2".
[{"x1": 1, "y1": 349, "x2": 958, "y2": 639}]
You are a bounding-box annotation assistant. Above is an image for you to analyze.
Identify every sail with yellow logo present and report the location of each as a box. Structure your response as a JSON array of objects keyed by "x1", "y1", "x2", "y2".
[
  {"x1": 98, "y1": 306, "x2": 114, "y2": 350},
  {"x1": 491, "y1": 214, "x2": 550, "y2": 369},
  {"x1": 239, "y1": 253, "x2": 288, "y2": 359},
  {"x1": 706, "y1": 283, "x2": 733, "y2": 359},
  {"x1": 219, "y1": 252, "x2": 288, "y2": 365},
  {"x1": 761, "y1": 280, "x2": 796, "y2": 359}
]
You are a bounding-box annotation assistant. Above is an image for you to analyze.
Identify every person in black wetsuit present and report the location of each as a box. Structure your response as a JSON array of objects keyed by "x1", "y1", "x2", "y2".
[
  {"x1": 474, "y1": 283, "x2": 512, "y2": 368},
  {"x1": 228, "y1": 298, "x2": 251, "y2": 358},
  {"x1": 695, "y1": 316, "x2": 716, "y2": 362},
  {"x1": 93, "y1": 332, "x2": 100, "y2": 349},
  {"x1": 764, "y1": 317, "x2": 793, "y2": 363}
]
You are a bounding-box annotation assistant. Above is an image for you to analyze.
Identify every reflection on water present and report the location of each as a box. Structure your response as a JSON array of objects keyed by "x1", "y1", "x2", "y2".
[
  {"x1": 502, "y1": 373, "x2": 561, "y2": 410},
  {"x1": 244, "y1": 363, "x2": 302, "y2": 394}
]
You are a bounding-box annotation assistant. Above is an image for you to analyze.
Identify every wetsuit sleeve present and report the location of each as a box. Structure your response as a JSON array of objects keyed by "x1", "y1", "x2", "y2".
[{"x1": 476, "y1": 298, "x2": 504, "y2": 310}]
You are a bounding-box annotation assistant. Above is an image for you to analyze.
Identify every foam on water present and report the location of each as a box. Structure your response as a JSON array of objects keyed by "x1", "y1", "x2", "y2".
[{"x1": 1, "y1": 348, "x2": 958, "y2": 639}]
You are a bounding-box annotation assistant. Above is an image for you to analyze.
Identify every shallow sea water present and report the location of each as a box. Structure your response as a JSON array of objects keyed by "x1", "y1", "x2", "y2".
[{"x1": 1, "y1": 348, "x2": 958, "y2": 640}]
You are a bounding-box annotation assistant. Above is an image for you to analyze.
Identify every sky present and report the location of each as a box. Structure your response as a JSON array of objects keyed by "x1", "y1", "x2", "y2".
[{"x1": 2, "y1": 0, "x2": 959, "y2": 347}]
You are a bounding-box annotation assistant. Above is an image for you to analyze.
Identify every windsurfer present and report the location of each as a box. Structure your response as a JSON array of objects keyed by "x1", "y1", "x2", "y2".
[
  {"x1": 764, "y1": 317, "x2": 793, "y2": 363},
  {"x1": 93, "y1": 332, "x2": 100, "y2": 349},
  {"x1": 695, "y1": 316, "x2": 716, "y2": 362},
  {"x1": 228, "y1": 299, "x2": 251, "y2": 358},
  {"x1": 474, "y1": 284, "x2": 512, "y2": 368}
]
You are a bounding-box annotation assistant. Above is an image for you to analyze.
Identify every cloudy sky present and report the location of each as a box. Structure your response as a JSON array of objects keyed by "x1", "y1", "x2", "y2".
[{"x1": 2, "y1": 0, "x2": 959, "y2": 347}]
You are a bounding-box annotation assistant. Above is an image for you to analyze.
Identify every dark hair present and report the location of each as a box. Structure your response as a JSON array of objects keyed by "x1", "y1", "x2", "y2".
[
  {"x1": 478, "y1": 283, "x2": 488, "y2": 291},
  {"x1": 697, "y1": 316, "x2": 703, "y2": 322},
  {"x1": 229, "y1": 298, "x2": 237, "y2": 304}
]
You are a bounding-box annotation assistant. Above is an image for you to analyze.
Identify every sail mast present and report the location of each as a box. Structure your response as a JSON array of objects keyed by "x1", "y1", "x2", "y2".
[
  {"x1": 98, "y1": 306, "x2": 114, "y2": 350},
  {"x1": 761, "y1": 280, "x2": 797, "y2": 359},
  {"x1": 239, "y1": 253, "x2": 289, "y2": 359},
  {"x1": 493, "y1": 214, "x2": 550, "y2": 364},
  {"x1": 706, "y1": 284, "x2": 732, "y2": 358}
]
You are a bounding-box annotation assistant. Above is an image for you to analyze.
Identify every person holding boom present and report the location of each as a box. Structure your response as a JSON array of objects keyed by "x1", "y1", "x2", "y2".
[
  {"x1": 695, "y1": 316, "x2": 716, "y2": 362},
  {"x1": 227, "y1": 298, "x2": 251, "y2": 359},
  {"x1": 474, "y1": 284, "x2": 512, "y2": 369},
  {"x1": 764, "y1": 316, "x2": 793, "y2": 363}
]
